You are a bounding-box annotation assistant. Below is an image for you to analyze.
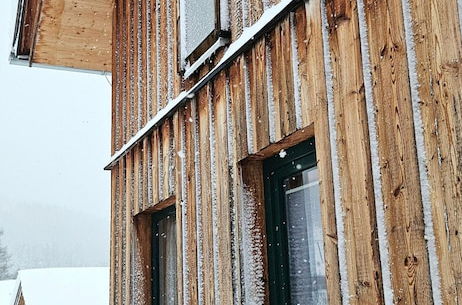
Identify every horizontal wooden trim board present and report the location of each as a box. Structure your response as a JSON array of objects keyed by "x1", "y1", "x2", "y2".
[{"x1": 105, "y1": 0, "x2": 304, "y2": 170}]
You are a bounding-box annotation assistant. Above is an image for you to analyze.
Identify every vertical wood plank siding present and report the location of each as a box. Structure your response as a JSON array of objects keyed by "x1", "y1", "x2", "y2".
[{"x1": 109, "y1": 0, "x2": 462, "y2": 304}]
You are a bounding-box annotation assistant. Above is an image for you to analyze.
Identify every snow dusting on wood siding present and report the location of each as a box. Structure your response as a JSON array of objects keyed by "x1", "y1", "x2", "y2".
[{"x1": 109, "y1": 0, "x2": 462, "y2": 304}]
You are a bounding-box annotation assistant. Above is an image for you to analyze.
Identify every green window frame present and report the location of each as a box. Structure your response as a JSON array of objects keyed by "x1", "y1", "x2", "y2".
[
  {"x1": 151, "y1": 205, "x2": 177, "y2": 305},
  {"x1": 264, "y1": 138, "x2": 327, "y2": 305}
]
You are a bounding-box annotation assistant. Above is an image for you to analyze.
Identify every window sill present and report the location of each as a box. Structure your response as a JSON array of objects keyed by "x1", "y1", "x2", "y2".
[{"x1": 183, "y1": 37, "x2": 229, "y2": 79}]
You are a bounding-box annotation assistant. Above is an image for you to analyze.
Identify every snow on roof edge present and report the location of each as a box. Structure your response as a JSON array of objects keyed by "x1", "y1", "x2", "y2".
[{"x1": 15, "y1": 267, "x2": 109, "y2": 305}]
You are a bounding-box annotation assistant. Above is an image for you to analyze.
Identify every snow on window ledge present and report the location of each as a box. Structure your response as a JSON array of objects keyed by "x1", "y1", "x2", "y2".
[{"x1": 183, "y1": 37, "x2": 229, "y2": 79}]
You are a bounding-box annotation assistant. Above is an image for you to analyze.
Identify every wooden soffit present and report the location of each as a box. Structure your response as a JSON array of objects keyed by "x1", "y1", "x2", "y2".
[{"x1": 11, "y1": 0, "x2": 112, "y2": 73}]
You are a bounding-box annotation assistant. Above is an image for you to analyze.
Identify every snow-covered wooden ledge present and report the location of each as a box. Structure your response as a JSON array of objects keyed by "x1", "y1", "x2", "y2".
[{"x1": 105, "y1": 0, "x2": 303, "y2": 170}]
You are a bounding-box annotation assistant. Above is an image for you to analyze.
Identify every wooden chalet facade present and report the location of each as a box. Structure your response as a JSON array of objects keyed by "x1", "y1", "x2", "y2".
[
  {"x1": 12, "y1": 0, "x2": 462, "y2": 304},
  {"x1": 107, "y1": 0, "x2": 462, "y2": 304}
]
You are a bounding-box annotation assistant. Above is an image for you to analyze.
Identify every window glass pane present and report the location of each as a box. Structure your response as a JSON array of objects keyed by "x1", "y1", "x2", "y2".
[
  {"x1": 182, "y1": 0, "x2": 216, "y2": 57},
  {"x1": 283, "y1": 166, "x2": 327, "y2": 305},
  {"x1": 158, "y1": 215, "x2": 177, "y2": 305}
]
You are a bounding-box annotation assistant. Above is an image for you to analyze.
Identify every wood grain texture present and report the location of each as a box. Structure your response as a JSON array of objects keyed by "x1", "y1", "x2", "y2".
[
  {"x1": 133, "y1": 214, "x2": 152, "y2": 305},
  {"x1": 247, "y1": 39, "x2": 270, "y2": 152},
  {"x1": 407, "y1": 0, "x2": 462, "y2": 303},
  {"x1": 109, "y1": 167, "x2": 118, "y2": 305},
  {"x1": 142, "y1": 138, "x2": 149, "y2": 211},
  {"x1": 111, "y1": 0, "x2": 118, "y2": 155},
  {"x1": 126, "y1": 0, "x2": 133, "y2": 140},
  {"x1": 159, "y1": 0, "x2": 168, "y2": 108},
  {"x1": 148, "y1": 0, "x2": 158, "y2": 117},
  {"x1": 151, "y1": 129, "x2": 160, "y2": 205},
  {"x1": 184, "y1": 104, "x2": 199, "y2": 304},
  {"x1": 293, "y1": 5, "x2": 314, "y2": 128},
  {"x1": 229, "y1": 56, "x2": 249, "y2": 161},
  {"x1": 33, "y1": 0, "x2": 112, "y2": 71},
  {"x1": 212, "y1": 72, "x2": 234, "y2": 304},
  {"x1": 140, "y1": 0, "x2": 147, "y2": 126},
  {"x1": 197, "y1": 85, "x2": 216, "y2": 305},
  {"x1": 270, "y1": 16, "x2": 296, "y2": 140},
  {"x1": 132, "y1": 0, "x2": 140, "y2": 132},
  {"x1": 324, "y1": 0, "x2": 384, "y2": 303},
  {"x1": 161, "y1": 121, "x2": 171, "y2": 201},
  {"x1": 125, "y1": 152, "x2": 133, "y2": 305},
  {"x1": 173, "y1": 111, "x2": 184, "y2": 305},
  {"x1": 304, "y1": 1, "x2": 342, "y2": 304},
  {"x1": 362, "y1": 0, "x2": 434, "y2": 303},
  {"x1": 133, "y1": 146, "x2": 141, "y2": 215},
  {"x1": 108, "y1": 1, "x2": 462, "y2": 304},
  {"x1": 117, "y1": 158, "x2": 125, "y2": 305}
]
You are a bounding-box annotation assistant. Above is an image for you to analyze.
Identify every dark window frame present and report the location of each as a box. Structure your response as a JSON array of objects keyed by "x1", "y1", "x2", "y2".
[
  {"x1": 151, "y1": 205, "x2": 177, "y2": 305},
  {"x1": 263, "y1": 138, "x2": 322, "y2": 305}
]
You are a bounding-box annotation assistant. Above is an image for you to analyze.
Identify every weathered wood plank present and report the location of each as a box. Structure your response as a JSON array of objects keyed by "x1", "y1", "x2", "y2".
[
  {"x1": 142, "y1": 138, "x2": 149, "y2": 211},
  {"x1": 109, "y1": 167, "x2": 118, "y2": 305},
  {"x1": 229, "y1": 0, "x2": 243, "y2": 40},
  {"x1": 305, "y1": 1, "x2": 342, "y2": 304},
  {"x1": 324, "y1": 0, "x2": 384, "y2": 303},
  {"x1": 270, "y1": 17, "x2": 296, "y2": 140},
  {"x1": 407, "y1": 0, "x2": 462, "y2": 303},
  {"x1": 294, "y1": 5, "x2": 314, "y2": 128},
  {"x1": 361, "y1": 0, "x2": 434, "y2": 303},
  {"x1": 173, "y1": 111, "x2": 184, "y2": 305},
  {"x1": 151, "y1": 130, "x2": 159, "y2": 205},
  {"x1": 133, "y1": 214, "x2": 152, "y2": 305},
  {"x1": 171, "y1": 0, "x2": 180, "y2": 96},
  {"x1": 168, "y1": 118, "x2": 176, "y2": 197},
  {"x1": 125, "y1": 152, "x2": 134, "y2": 304},
  {"x1": 197, "y1": 87, "x2": 215, "y2": 305},
  {"x1": 120, "y1": 0, "x2": 128, "y2": 147},
  {"x1": 240, "y1": 160, "x2": 269, "y2": 305},
  {"x1": 159, "y1": 0, "x2": 168, "y2": 108},
  {"x1": 111, "y1": 0, "x2": 118, "y2": 155},
  {"x1": 247, "y1": 39, "x2": 270, "y2": 152},
  {"x1": 117, "y1": 158, "x2": 125, "y2": 305},
  {"x1": 140, "y1": 0, "x2": 147, "y2": 126},
  {"x1": 184, "y1": 104, "x2": 199, "y2": 304},
  {"x1": 212, "y1": 72, "x2": 234, "y2": 304},
  {"x1": 127, "y1": 0, "x2": 135, "y2": 138},
  {"x1": 133, "y1": 0, "x2": 140, "y2": 132},
  {"x1": 148, "y1": 0, "x2": 157, "y2": 117},
  {"x1": 229, "y1": 56, "x2": 249, "y2": 161},
  {"x1": 161, "y1": 121, "x2": 171, "y2": 201},
  {"x1": 133, "y1": 146, "x2": 141, "y2": 215},
  {"x1": 249, "y1": 0, "x2": 264, "y2": 24}
]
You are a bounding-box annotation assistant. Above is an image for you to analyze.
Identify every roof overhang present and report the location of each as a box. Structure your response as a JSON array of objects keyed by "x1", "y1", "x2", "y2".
[{"x1": 10, "y1": 0, "x2": 112, "y2": 73}]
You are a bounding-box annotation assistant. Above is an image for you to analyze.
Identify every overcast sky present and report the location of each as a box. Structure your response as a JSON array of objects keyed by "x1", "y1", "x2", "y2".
[{"x1": 0, "y1": 0, "x2": 112, "y2": 270}]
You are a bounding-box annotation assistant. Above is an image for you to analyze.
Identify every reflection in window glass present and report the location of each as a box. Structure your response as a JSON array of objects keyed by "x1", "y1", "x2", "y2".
[
  {"x1": 158, "y1": 215, "x2": 177, "y2": 305},
  {"x1": 283, "y1": 167, "x2": 327, "y2": 305}
]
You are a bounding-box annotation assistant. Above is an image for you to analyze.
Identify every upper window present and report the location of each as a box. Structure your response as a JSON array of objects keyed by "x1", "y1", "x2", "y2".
[
  {"x1": 152, "y1": 206, "x2": 177, "y2": 305},
  {"x1": 179, "y1": 0, "x2": 229, "y2": 68},
  {"x1": 264, "y1": 139, "x2": 328, "y2": 305}
]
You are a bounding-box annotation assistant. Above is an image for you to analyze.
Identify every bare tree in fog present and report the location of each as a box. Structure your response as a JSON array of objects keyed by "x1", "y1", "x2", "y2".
[{"x1": 0, "y1": 229, "x2": 14, "y2": 280}]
